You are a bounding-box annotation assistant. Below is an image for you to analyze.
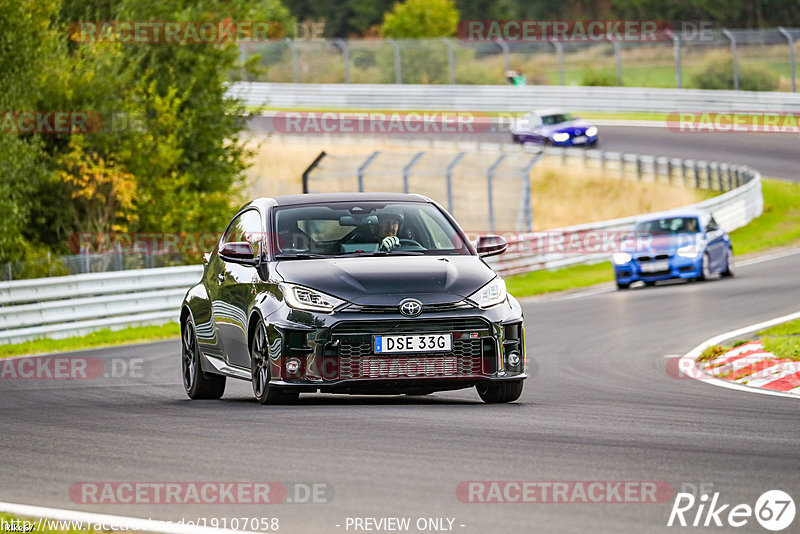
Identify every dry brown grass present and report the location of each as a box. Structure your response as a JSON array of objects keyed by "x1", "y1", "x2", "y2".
[{"x1": 245, "y1": 138, "x2": 706, "y2": 230}]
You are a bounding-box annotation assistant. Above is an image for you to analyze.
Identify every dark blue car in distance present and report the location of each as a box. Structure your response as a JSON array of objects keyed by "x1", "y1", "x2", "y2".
[
  {"x1": 510, "y1": 109, "x2": 598, "y2": 147},
  {"x1": 613, "y1": 209, "x2": 734, "y2": 289}
]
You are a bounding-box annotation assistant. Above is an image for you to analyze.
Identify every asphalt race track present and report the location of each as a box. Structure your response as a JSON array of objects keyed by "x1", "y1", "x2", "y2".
[
  {"x1": 2, "y1": 251, "x2": 799, "y2": 533},
  {"x1": 247, "y1": 116, "x2": 800, "y2": 181}
]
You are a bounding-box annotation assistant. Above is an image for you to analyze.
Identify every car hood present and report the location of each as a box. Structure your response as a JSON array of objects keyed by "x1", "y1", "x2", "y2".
[{"x1": 274, "y1": 255, "x2": 496, "y2": 305}]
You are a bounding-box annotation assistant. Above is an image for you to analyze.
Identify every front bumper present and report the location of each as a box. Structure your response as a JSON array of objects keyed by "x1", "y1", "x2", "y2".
[
  {"x1": 263, "y1": 300, "x2": 527, "y2": 392},
  {"x1": 614, "y1": 254, "x2": 703, "y2": 284}
]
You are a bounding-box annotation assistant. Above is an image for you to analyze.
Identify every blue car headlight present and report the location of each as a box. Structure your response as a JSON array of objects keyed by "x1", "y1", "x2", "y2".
[
  {"x1": 586, "y1": 126, "x2": 598, "y2": 137},
  {"x1": 552, "y1": 132, "x2": 570, "y2": 142},
  {"x1": 613, "y1": 253, "x2": 632, "y2": 265},
  {"x1": 677, "y1": 245, "x2": 701, "y2": 259}
]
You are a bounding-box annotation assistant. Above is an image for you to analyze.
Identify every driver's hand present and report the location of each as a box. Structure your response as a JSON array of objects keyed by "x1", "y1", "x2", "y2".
[{"x1": 380, "y1": 236, "x2": 400, "y2": 250}]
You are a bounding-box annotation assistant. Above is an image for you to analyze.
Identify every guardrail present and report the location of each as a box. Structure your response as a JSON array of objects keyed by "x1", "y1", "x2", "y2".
[
  {"x1": 0, "y1": 266, "x2": 203, "y2": 344},
  {"x1": 228, "y1": 82, "x2": 800, "y2": 113}
]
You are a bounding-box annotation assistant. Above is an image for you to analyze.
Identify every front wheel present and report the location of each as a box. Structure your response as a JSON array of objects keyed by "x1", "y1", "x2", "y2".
[
  {"x1": 476, "y1": 381, "x2": 523, "y2": 403},
  {"x1": 698, "y1": 252, "x2": 711, "y2": 281},
  {"x1": 250, "y1": 321, "x2": 299, "y2": 405},
  {"x1": 721, "y1": 248, "x2": 735, "y2": 277},
  {"x1": 181, "y1": 316, "x2": 226, "y2": 399}
]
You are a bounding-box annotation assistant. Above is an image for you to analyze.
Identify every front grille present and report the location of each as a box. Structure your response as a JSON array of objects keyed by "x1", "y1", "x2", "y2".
[
  {"x1": 331, "y1": 318, "x2": 490, "y2": 379},
  {"x1": 637, "y1": 253, "x2": 670, "y2": 263},
  {"x1": 331, "y1": 318, "x2": 489, "y2": 335}
]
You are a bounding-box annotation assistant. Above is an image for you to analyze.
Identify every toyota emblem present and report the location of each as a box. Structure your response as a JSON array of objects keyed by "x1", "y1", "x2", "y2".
[{"x1": 399, "y1": 299, "x2": 422, "y2": 317}]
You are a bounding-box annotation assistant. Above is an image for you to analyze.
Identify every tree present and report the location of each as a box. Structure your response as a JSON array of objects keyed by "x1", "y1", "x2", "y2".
[{"x1": 381, "y1": 0, "x2": 459, "y2": 38}]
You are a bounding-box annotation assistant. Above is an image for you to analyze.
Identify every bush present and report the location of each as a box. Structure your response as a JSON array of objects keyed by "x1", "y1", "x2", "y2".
[
  {"x1": 690, "y1": 52, "x2": 779, "y2": 91},
  {"x1": 580, "y1": 66, "x2": 618, "y2": 87}
]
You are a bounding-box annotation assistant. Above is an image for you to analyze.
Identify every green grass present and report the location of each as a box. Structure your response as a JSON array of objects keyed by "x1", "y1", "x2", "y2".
[
  {"x1": 0, "y1": 322, "x2": 180, "y2": 358},
  {"x1": 729, "y1": 179, "x2": 800, "y2": 255},
  {"x1": 759, "y1": 318, "x2": 800, "y2": 338},
  {"x1": 762, "y1": 336, "x2": 800, "y2": 361},
  {"x1": 505, "y1": 262, "x2": 613, "y2": 297},
  {"x1": 697, "y1": 344, "x2": 732, "y2": 362}
]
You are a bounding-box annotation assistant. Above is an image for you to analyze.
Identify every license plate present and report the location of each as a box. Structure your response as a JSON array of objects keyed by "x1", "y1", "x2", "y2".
[
  {"x1": 373, "y1": 334, "x2": 452, "y2": 354},
  {"x1": 640, "y1": 260, "x2": 669, "y2": 273},
  {"x1": 573, "y1": 135, "x2": 587, "y2": 144}
]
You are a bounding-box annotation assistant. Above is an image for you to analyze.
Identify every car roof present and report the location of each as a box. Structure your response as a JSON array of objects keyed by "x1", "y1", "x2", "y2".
[
  {"x1": 532, "y1": 108, "x2": 567, "y2": 117},
  {"x1": 636, "y1": 208, "x2": 710, "y2": 223},
  {"x1": 247, "y1": 192, "x2": 431, "y2": 209}
]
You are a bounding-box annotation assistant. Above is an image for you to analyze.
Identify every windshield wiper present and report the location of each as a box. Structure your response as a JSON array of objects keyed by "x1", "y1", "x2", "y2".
[
  {"x1": 336, "y1": 250, "x2": 424, "y2": 257},
  {"x1": 274, "y1": 253, "x2": 329, "y2": 260}
]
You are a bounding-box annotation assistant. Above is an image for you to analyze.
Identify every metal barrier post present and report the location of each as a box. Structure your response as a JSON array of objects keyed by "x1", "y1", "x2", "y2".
[
  {"x1": 780, "y1": 28, "x2": 796, "y2": 92},
  {"x1": 333, "y1": 39, "x2": 350, "y2": 83},
  {"x1": 442, "y1": 39, "x2": 456, "y2": 84},
  {"x1": 518, "y1": 154, "x2": 542, "y2": 232},
  {"x1": 722, "y1": 29, "x2": 739, "y2": 90},
  {"x1": 694, "y1": 162, "x2": 701, "y2": 188},
  {"x1": 487, "y1": 154, "x2": 506, "y2": 233},
  {"x1": 496, "y1": 41, "x2": 510, "y2": 73},
  {"x1": 402, "y1": 152, "x2": 425, "y2": 194},
  {"x1": 607, "y1": 36, "x2": 622, "y2": 86},
  {"x1": 286, "y1": 39, "x2": 300, "y2": 83},
  {"x1": 706, "y1": 162, "x2": 714, "y2": 189},
  {"x1": 550, "y1": 40, "x2": 564, "y2": 85},
  {"x1": 302, "y1": 151, "x2": 327, "y2": 193},
  {"x1": 445, "y1": 152, "x2": 465, "y2": 214},
  {"x1": 672, "y1": 34, "x2": 682, "y2": 88},
  {"x1": 357, "y1": 151, "x2": 381, "y2": 192},
  {"x1": 636, "y1": 155, "x2": 643, "y2": 181},
  {"x1": 387, "y1": 39, "x2": 402, "y2": 84}
]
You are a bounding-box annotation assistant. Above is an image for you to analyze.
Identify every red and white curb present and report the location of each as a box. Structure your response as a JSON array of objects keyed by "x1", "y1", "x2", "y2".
[
  {"x1": 699, "y1": 341, "x2": 800, "y2": 393},
  {"x1": 679, "y1": 310, "x2": 800, "y2": 399}
]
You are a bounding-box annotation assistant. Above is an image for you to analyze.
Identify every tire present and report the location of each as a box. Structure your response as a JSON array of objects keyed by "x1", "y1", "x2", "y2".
[
  {"x1": 476, "y1": 380, "x2": 524, "y2": 403},
  {"x1": 699, "y1": 252, "x2": 712, "y2": 281},
  {"x1": 616, "y1": 282, "x2": 630, "y2": 290},
  {"x1": 181, "y1": 316, "x2": 226, "y2": 400},
  {"x1": 722, "y1": 248, "x2": 735, "y2": 277},
  {"x1": 250, "y1": 321, "x2": 299, "y2": 405}
]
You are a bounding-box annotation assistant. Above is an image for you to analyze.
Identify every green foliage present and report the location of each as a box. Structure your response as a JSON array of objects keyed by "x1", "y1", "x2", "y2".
[
  {"x1": 758, "y1": 319, "x2": 800, "y2": 338},
  {"x1": 580, "y1": 66, "x2": 618, "y2": 87},
  {"x1": 381, "y1": 0, "x2": 459, "y2": 38},
  {"x1": 690, "y1": 52, "x2": 779, "y2": 91},
  {"x1": 697, "y1": 345, "x2": 731, "y2": 362},
  {"x1": 762, "y1": 336, "x2": 800, "y2": 361}
]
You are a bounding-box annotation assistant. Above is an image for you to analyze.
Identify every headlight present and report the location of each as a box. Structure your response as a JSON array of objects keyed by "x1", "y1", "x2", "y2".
[
  {"x1": 586, "y1": 126, "x2": 598, "y2": 137},
  {"x1": 552, "y1": 132, "x2": 570, "y2": 142},
  {"x1": 279, "y1": 283, "x2": 345, "y2": 313},
  {"x1": 677, "y1": 244, "x2": 701, "y2": 259},
  {"x1": 467, "y1": 277, "x2": 507, "y2": 309},
  {"x1": 612, "y1": 252, "x2": 632, "y2": 264}
]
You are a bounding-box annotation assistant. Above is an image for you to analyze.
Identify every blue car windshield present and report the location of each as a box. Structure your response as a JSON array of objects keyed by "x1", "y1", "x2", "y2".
[
  {"x1": 634, "y1": 217, "x2": 700, "y2": 235},
  {"x1": 541, "y1": 114, "x2": 574, "y2": 125},
  {"x1": 273, "y1": 201, "x2": 471, "y2": 257}
]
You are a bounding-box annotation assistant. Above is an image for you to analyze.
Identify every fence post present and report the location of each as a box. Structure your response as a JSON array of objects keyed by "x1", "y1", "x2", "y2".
[
  {"x1": 285, "y1": 39, "x2": 300, "y2": 83},
  {"x1": 726, "y1": 165, "x2": 734, "y2": 190},
  {"x1": 519, "y1": 154, "x2": 542, "y2": 232},
  {"x1": 445, "y1": 152, "x2": 465, "y2": 215},
  {"x1": 694, "y1": 162, "x2": 701, "y2": 188},
  {"x1": 402, "y1": 151, "x2": 425, "y2": 194},
  {"x1": 706, "y1": 162, "x2": 714, "y2": 189},
  {"x1": 333, "y1": 39, "x2": 350, "y2": 83},
  {"x1": 496, "y1": 41, "x2": 510, "y2": 73},
  {"x1": 722, "y1": 29, "x2": 739, "y2": 90},
  {"x1": 607, "y1": 36, "x2": 622, "y2": 86},
  {"x1": 487, "y1": 154, "x2": 507, "y2": 233},
  {"x1": 302, "y1": 151, "x2": 327, "y2": 194},
  {"x1": 636, "y1": 155, "x2": 643, "y2": 181},
  {"x1": 672, "y1": 34, "x2": 682, "y2": 88},
  {"x1": 387, "y1": 39, "x2": 402, "y2": 84},
  {"x1": 549, "y1": 39, "x2": 564, "y2": 85},
  {"x1": 780, "y1": 28, "x2": 796, "y2": 93},
  {"x1": 717, "y1": 163, "x2": 725, "y2": 191},
  {"x1": 442, "y1": 38, "x2": 456, "y2": 84},
  {"x1": 357, "y1": 151, "x2": 381, "y2": 192},
  {"x1": 619, "y1": 154, "x2": 626, "y2": 179},
  {"x1": 681, "y1": 159, "x2": 688, "y2": 186}
]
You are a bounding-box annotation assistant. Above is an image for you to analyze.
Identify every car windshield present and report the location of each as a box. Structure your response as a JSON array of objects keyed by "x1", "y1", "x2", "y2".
[
  {"x1": 540, "y1": 113, "x2": 574, "y2": 125},
  {"x1": 273, "y1": 201, "x2": 471, "y2": 257},
  {"x1": 634, "y1": 216, "x2": 701, "y2": 235}
]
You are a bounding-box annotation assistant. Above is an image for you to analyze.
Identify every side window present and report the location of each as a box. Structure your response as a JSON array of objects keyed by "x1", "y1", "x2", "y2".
[
  {"x1": 707, "y1": 216, "x2": 719, "y2": 231},
  {"x1": 221, "y1": 210, "x2": 263, "y2": 254}
]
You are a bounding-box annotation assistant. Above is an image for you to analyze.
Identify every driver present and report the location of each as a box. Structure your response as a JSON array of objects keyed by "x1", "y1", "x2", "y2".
[{"x1": 376, "y1": 210, "x2": 403, "y2": 251}]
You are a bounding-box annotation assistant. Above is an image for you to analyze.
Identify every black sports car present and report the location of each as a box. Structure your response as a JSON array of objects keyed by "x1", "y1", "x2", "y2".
[{"x1": 180, "y1": 193, "x2": 527, "y2": 404}]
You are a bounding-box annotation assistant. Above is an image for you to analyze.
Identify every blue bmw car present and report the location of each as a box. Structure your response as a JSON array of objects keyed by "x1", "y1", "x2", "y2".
[
  {"x1": 613, "y1": 209, "x2": 734, "y2": 289},
  {"x1": 510, "y1": 109, "x2": 598, "y2": 147}
]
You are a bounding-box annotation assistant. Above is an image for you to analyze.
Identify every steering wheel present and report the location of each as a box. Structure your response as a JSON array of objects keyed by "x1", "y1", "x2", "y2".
[{"x1": 398, "y1": 238, "x2": 424, "y2": 249}]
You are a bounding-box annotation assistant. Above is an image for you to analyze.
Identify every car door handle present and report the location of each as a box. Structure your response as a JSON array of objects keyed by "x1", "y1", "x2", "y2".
[{"x1": 218, "y1": 273, "x2": 226, "y2": 284}]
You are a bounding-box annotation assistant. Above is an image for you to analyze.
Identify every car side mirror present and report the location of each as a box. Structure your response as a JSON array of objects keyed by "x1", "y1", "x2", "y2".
[
  {"x1": 476, "y1": 235, "x2": 508, "y2": 257},
  {"x1": 219, "y1": 241, "x2": 257, "y2": 265}
]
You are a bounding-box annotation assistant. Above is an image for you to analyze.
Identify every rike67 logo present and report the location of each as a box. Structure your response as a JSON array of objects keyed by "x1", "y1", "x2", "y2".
[{"x1": 668, "y1": 489, "x2": 796, "y2": 531}]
